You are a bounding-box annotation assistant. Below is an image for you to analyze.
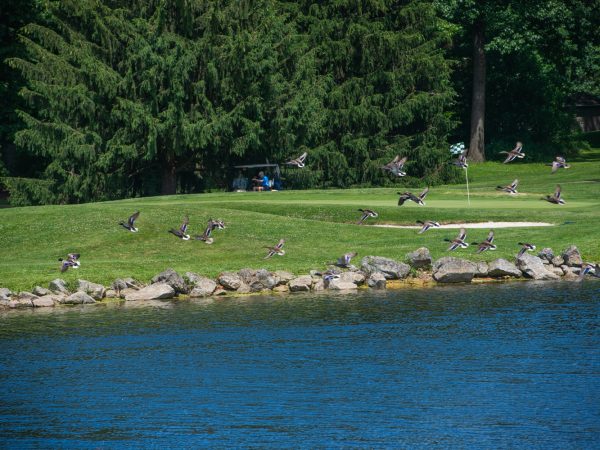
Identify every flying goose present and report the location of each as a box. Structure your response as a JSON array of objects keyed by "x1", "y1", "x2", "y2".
[
  {"x1": 542, "y1": 185, "x2": 565, "y2": 205},
  {"x1": 472, "y1": 230, "x2": 497, "y2": 253},
  {"x1": 194, "y1": 220, "x2": 215, "y2": 244},
  {"x1": 416, "y1": 220, "x2": 441, "y2": 234},
  {"x1": 336, "y1": 252, "x2": 357, "y2": 268},
  {"x1": 58, "y1": 253, "x2": 80, "y2": 272},
  {"x1": 496, "y1": 179, "x2": 519, "y2": 195},
  {"x1": 169, "y1": 216, "x2": 191, "y2": 240},
  {"x1": 382, "y1": 155, "x2": 407, "y2": 177},
  {"x1": 357, "y1": 209, "x2": 378, "y2": 225},
  {"x1": 452, "y1": 153, "x2": 468, "y2": 169},
  {"x1": 517, "y1": 242, "x2": 536, "y2": 257},
  {"x1": 264, "y1": 239, "x2": 285, "y2": 259},
  {"x1": 578, "y1": 263, "x2": 600, "y2": 281},
  {"x1": 397, "y1": 187, "x2": 429, "y2": 206},
  {"x1": 500, "y1": 142, "x2": 525, "y2": 163},
  {"x1": 444, "y1": 228, "x2": 468, "y2": 251},
  {"x1": 286, "y1": 152, "x2": 307, "y2": 168},
  {"x1": 548, "y1": 156, "x2": 570, "y2": 173},
  {"x1": 119, "y1": 211, "x2": 140, "y2": 232}
]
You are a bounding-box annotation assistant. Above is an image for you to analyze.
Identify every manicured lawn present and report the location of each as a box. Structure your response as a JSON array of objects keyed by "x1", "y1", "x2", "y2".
[{"x1": 1, "y1": 152, "x2": 599, "y2": 291}]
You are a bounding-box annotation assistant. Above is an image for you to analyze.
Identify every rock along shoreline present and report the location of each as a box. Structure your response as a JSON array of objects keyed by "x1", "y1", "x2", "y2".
[{"x1": 0, "y1": 245, "x2": 588, "y2": 310}]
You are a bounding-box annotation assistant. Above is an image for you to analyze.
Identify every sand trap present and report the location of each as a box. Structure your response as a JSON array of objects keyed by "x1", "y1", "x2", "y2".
[{"x1": 373, "y1": 221, "x2": 554, "y2": 229}]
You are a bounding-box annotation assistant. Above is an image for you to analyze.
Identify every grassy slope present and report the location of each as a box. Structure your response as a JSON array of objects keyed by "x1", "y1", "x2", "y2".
[{"x1": 1, "y1": 153, "x2": 599, "y2": 291}]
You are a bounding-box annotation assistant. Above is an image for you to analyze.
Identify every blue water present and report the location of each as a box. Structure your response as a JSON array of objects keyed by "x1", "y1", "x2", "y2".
[{"x1": 1, "y1": 282, "x2": 599, "y2": 448}]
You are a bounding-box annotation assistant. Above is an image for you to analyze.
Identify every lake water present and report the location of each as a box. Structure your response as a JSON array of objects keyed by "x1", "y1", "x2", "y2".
[{"x1": 1, "y1": 282, "x2": 599, "y2": 448}]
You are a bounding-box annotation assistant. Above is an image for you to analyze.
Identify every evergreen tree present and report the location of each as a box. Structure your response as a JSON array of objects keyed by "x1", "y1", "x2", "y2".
[{"x1": 287, "y1": 0, "x2": 457, "y2": 187}]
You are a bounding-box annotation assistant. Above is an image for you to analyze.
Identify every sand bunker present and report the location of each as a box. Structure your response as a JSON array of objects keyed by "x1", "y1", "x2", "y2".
[{"x1": 373, "y1": 221, "x2": 554, "y2": 229}]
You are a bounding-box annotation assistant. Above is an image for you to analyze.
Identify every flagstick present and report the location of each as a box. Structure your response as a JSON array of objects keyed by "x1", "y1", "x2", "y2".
[{"x1": 465, "y1": 166, "x2": 471, "y2": 206}]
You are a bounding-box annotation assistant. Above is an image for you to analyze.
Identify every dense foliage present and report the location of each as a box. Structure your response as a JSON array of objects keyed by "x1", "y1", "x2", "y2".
[{"x1": 1, "y1": 0, "x2": 598, "y2": 205}]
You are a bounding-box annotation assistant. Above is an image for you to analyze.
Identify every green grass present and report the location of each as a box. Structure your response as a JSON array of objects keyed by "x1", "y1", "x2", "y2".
[{"x1": 1, "y1": 152, "x2": 599, "y2": 291}]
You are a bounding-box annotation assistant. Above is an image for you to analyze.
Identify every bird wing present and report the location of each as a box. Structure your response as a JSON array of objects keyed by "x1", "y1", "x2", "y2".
[
  {"x1": 169, "y1": 229, "x2": 183, "y2": 238},
  {"x1": 180, "y1": 216, "x2": 189, "y2": 233},
  {"x1": 513, "y1": 142, "x2": 523, "y2": 153},
  {"x1": 397, "y1": 195, "x2": 408, "y2": 206},
  {"x1": 457, "y1": 228, "x2": 466, "y2": 241},
  {"x1": 556, "y1": 156, "x2": 566, "y2": 164},
  {"x1": 298, "y1": 152, "x2": 307, "y2": 163},
  {"x1": 510, "y1": 179, "x2": 518, "y2": 189},
  {"x1": 447, "y1": 241, "x2": 459, "y2": 251},
  {"x1": 128, "y1": 211, "x2": 140, "y2": 227},
  {"x1": 502, "y1": 153, "x2": 515, "y2": 163},
  {"x1": 275, "y1": 239, "x2": 285, "y2": 250},
  {"x1": 554, "y1": 185, "x2": 561, "y2": 200},
  {"x1": 67, "y1": 253, "x2": 80, "y2": 261},
  {"x1": 486, "y1": 230, "x2": 494, "y2": 243},
  {"x1": 418, "y1": 187, "x2": 429, "y2": 200},
  {"x1": 396, "y1": 156, "x2": 407, "y2": 168},
  {"x1": 551, "y1": 161, "x2": 560, "y2": 173}
]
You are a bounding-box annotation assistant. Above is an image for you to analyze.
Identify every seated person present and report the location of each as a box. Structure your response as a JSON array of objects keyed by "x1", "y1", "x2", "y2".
[{"x1": 252, "y1": 171, "x2": 269, "y2": 191}]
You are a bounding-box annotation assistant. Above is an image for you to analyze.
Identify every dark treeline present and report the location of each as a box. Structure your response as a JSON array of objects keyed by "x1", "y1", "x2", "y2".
[{"x1": 0, "y1": 0, "x2": 598, "y2": 205}]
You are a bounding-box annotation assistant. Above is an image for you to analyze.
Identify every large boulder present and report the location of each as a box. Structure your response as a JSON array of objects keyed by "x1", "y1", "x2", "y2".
[
  {"x1": 488, "y1": 259, "x2": 522, "y2": 278},
  {"x1": 218, "y1": 272, "x2": 242, "y2": 290},
  {"x1": 18, "y1": 292, "x2": 38, "y2": 301},
  {"x1": 273, "y1": 270, "x2": 294, "y2": 285},
  {"x1": 32, "y1": 286, "x2": 52, "y2": 297},
  {"x1": 516, "y1": 254, "x2": 560, "y2": 280},
  {"x1": 561, "y1": 245, "x2": 583, "y2": 267},
  {"x1": 288, "y1": 275, "x2": 313, "y2": 292},
  {"x1": 537, "y1": 248, "x2": 554, "y2": 263},
  {"x1": 432, "y1": 257, "x2": 478, "y2": 283},
  {"x1": 328, "y1": 279, "x2": 358, "y2": 290},
  {"x1": 551, "y1": 255, "x2": 564, "y2": 267},
  {"x1": 8, "y1": 297, "x2": 34, "y2": 308},
  {"x1": 112, "y1": 278, "x2": 144, "y2": 291},
  {"x1": 60, "y1": 292, "x2": 96, "y2": 304},
  {"x1": 406, "y1": 247, "x2": 433, "y2": 269},
  {"x1": 124, "y1": 283, "x2": 175, "y2": 301},
  {"x1": 188, "y1": 277, "x2": 217, "y2": 298},
  {"x1": 237, "y1": 268, "x2": 278, "y2": 291},
  {"x1": 474, "y1": 261, "x2": 489, "y2": 278},
  {"x1": 151, "y1": 268, "x2": 189, "y2": 294},
  {"x1": 339, "y1": 271, "x2": 366, "y2": 285},
  {"x1": 361, "y1": 256, "x2": 410, "y2": 280},
  {"x1": 0, "y1": 288, "x2": 12, "y2": 299},
  {"x1": 367, "y1": 272, "x2": 387, "y2": 289},
  {"x1": 49, "y1": 279, "x2": 69, "y2": 295},
  {"x1": 32, "y1": 295, "x2": 60, "y2": 307},
  {"x1": 76, "y1": 279, "x2": 105, "y2": 300}
]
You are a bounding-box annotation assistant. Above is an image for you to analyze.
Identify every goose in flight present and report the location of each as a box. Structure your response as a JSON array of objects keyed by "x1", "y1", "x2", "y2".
[
  {"x1": 416, "y1": 220, "x2": 440, "y2": 234},
  {"x1": 382, "y1": 155, "x2": 407, "y2": 177},
  {"x1": 500, "y1": 142, "x2": 525, "y2": 163},
  {"x1": 496, "y1": 179, "x2": 519, "y2": 195},
  {"x1": 548, "y1": 156, "x2": 570, "y2": 173},
  {"x1": 517, "y1": 242, "x2": 536, "y2": 257},
  {"x1": 472, "y1": 230, "x2": 497, "y2": 253},
  {"x1": 357, "y1": 209, "x2": 378, "y2": 225},
  {"x1": 169, "y1": 216, "x2": 191, "y2": 240},
  {"x1": 286, "y1": 152, "x2": 307, "y2": 168},
  {"x1": 397, "y1": 187, "x2": 429, "y2": 206},
  {"x1": 336, "y1": 252, "x2": 357, "y2": 268},
  {"x1": 119, "y1": 211, "x2": 140, "y2": 232},
  {"x1": 542, "y1": 185, "x2": 565, "y2": 205},
  {"x1": 264, "y1": 239, "x2": 285, "y2": 259},
  {"x1": 58, "y1": 253, "x2": 80, "y2": 272},
  {"x1": 452, "y1": 153, "x2": 468, "y2": 169},
  {"x1": 444, "y1": 228, "x2": 468, "y2": 251}
]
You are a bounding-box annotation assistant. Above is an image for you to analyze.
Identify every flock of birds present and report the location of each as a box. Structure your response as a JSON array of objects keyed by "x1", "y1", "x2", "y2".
[{"x1": 57, "y1": 144, "x2": 599, "y2": 281}]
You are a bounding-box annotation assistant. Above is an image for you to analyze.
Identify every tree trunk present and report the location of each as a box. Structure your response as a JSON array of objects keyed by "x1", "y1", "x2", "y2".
[
  {"x1": 161, "y1": 164, "x2": 177, "y2": 195},
  {"x1": 468, "y1": 19, "x2": 486, "y2": 162}
]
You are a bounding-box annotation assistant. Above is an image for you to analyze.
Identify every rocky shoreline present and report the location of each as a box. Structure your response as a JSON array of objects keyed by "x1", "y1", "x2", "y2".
[{"x1": 0, "y1": 245, "x2": 588, "y2": 309}]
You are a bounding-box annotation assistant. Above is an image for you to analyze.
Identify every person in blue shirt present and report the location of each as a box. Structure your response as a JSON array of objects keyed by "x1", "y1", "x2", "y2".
[{"x1": 252, "y1": 171, "x2": 270, "y2": 191}]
